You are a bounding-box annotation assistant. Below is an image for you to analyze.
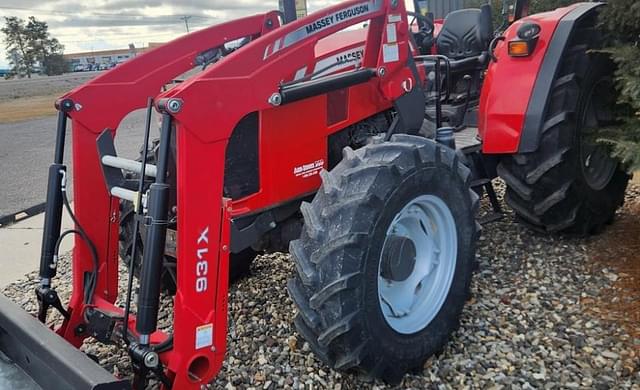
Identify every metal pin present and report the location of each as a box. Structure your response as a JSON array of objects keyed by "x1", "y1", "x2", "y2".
[{"x1": 268, "y1": 93, "x2": 283, "y2": 106}]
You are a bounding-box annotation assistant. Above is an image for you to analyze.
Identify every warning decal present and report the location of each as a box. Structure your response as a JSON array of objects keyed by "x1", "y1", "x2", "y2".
[{"x1": 195, "y1": 323, "x2": 213, "y2": 350}]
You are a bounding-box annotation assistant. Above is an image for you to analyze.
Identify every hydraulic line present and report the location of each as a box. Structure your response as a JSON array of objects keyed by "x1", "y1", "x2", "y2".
[
  {"x1": 58, "y1": 169, "x2": 100, "y2": 304},
  {"x1": 123, "y1": 97, "x2": 155, "y2": 346}
]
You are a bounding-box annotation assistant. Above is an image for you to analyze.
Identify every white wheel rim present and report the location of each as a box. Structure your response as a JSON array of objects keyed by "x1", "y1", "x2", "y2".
[{"x1": 378, "y1": 195, "x2": 457, "y2": 334}]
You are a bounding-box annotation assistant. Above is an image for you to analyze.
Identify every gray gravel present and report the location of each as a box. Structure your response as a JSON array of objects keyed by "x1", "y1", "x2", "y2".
[{"x1": 3, "y1": 182, "x2": 639, "y2": 389}]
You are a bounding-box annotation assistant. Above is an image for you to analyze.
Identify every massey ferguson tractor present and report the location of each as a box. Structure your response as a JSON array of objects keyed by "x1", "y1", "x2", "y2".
[{"x1": 0, "y1": 0, "x2": 628, "y2": 388}]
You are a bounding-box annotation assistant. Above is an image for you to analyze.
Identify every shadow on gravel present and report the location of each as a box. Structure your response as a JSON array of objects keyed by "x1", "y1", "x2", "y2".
[
  {"x1": 586, "y1": 188, "x2": 640, "y2": 348},
  {"x1": 2, "y1": 183, "x2": 640, "y2": 389}
]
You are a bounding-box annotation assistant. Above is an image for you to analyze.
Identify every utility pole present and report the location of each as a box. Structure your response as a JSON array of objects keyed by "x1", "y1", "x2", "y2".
[{"x1": 180, "y1": 16, "x2": 192, "y2": 33}]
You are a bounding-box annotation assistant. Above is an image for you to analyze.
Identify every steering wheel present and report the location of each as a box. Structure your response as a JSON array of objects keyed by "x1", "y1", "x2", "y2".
[
  {"x1": 408, "y1": 11, "x2": 434, "y2": 35},
  {"x1": 408, "y1": 11, "x2": 435, "y2": 54}
]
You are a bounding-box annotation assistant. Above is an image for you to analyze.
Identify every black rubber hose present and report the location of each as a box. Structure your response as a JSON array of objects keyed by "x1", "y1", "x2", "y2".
[
  {"x1": 151, "y1": 334, "x2": 173, "y2": 353},
  {"x1": 61, "y1": 187, "x2": 99, "y2": 305}
]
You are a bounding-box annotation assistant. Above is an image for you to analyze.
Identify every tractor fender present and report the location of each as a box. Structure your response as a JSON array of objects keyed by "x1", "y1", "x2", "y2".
[{"x1": 478, "y1": 2, "x2": 605, "y2": 154}]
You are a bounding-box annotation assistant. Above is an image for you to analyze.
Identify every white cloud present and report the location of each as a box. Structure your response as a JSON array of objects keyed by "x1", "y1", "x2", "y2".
[{"x1": 0, "y1": 0, "x2": 416, "y2": 68}]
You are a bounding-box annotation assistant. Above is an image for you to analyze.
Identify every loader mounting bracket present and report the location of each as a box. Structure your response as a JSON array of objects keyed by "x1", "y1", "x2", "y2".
[
  {"x1": 86, "y1": 307, "x2": 122, "y2": 344},
  {"x1": 36, "y1": 286, "x2": 70, "y2": 322}
]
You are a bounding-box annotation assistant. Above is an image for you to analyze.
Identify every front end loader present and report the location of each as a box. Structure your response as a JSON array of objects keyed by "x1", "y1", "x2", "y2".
[{"x1": 0, "y1": 0, "x2": 628, "y2": 388}]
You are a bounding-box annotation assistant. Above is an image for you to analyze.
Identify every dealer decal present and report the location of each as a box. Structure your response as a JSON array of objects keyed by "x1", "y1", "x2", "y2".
[
  {"x1": 264, "y1": 0, "x2": 381, "y2": 58},
  {"x1": 294, "y1": 159, "x2": 325, "y2": 178}
]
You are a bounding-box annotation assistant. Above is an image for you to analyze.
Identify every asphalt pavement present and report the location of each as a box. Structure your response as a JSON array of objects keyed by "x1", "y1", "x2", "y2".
[{"x1": 0, "y1": 110, "x2": 157, "y2": 218}]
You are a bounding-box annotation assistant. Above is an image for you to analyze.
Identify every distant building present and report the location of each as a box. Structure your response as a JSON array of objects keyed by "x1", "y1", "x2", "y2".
[
  {"x1": 417, "y1": 0, "x2": 465, "y2": 18},
  {"x1": 63, "y1": 43, "x2": 164, "y2": 67}
]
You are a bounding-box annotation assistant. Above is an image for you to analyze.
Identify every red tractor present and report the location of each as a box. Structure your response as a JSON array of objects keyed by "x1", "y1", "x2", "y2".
[{"x1": 0, "y1": 0, "x2": 627, "y2": 388}]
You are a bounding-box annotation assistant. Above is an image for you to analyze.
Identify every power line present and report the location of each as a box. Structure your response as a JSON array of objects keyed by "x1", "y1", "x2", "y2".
[
  {"x1": 51, "y1": 18, "x2": 212, "y2": 36},
  {"x1": 61, "y1": 32, "x2": 185, "y2": 44},
  {"x1": 179, "y1": 16, "x2": 192, "y2": 33},
  {"x1": 53, "y1": 23, "x2": 214, "y2": 45}
]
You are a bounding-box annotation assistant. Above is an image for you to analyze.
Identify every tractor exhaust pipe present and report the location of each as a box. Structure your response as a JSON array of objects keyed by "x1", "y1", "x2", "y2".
[
  {"x1": 281, "y1": 0, "x2": 297, "y2": 23},
  {"x1": 280, "y1": 0, "x2": 307, "y2": 24}
]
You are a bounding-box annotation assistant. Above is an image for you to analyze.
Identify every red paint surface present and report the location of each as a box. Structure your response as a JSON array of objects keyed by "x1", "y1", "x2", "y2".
[
  {"x1": 479, "y1": 4, "x2": 580, "y2": 154},
  {"x1": 56, "y1": 1, "x2": 419, "y2": 388}
]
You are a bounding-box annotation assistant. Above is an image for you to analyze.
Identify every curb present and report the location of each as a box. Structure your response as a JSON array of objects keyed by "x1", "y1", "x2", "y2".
[{"x1": 0, "y1": 203, "x2": 46, "y2": 228}]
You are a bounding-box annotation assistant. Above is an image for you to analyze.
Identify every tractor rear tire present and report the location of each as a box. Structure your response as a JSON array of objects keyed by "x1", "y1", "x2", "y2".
[
  {"x1": 497, "y1": 38, "x2": 629, "y2": 235},
  {"x1": 118, "y1": 140, "x2": 257, "y2": 295},
  {"x1": 288, "y1": 135, "x2": 479, "y2": 383}
]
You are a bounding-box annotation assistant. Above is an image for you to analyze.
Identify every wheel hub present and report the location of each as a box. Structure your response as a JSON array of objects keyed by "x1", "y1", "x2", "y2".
[
  {"x1": 380, "y1": 235, "x2": 416, "y2": 281},
  {"x1": 378, "y1": 195, "x2": 457, "y2": 335},
  {"x1": 580, "y1": 78, "x2": 618, "y2": 191}
]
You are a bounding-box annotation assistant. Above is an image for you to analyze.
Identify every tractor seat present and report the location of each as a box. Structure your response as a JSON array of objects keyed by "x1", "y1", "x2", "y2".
[{"x1": 436, "y1": 5, "x2": 493, "y2": 61}]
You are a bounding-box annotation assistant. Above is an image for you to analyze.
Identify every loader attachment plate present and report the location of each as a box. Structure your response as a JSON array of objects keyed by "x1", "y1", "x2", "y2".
[{"x1": 0, "y1": 293, "x2": 130, "y2": 390}]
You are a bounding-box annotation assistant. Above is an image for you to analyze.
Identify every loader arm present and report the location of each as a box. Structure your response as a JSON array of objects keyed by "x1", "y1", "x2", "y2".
[
  {"x1": 150, "y1": 0, "x2": 424, "y2": 388},
  {"x1": 58, "y1": 12, "x2": 281, "y2": 347},
  {"x1": 0, "y1": 1, "x2": 428, "y2": 389},
  {"x1": 0, "y1": 11, "x2": 280, "y2": 390}
]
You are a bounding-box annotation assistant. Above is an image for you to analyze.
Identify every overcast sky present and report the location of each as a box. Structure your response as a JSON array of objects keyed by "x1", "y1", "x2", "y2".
[{"x1": 0, "y1": 0, "x2": 357, "y2": 68}]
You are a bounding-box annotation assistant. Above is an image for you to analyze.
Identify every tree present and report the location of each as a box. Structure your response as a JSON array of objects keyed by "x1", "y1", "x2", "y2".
[
  {"x1": 25, "y1": 17, "x2": 65, "y2": 76},
  {"x1": 43, "y1": 53, "x2": 68, "y2": 75},
  {"x1": 529, "y1": 0, "x2": 576, "y2": 13},
  {"x1": 2, "y1": 17, "x2": 34, "y2": 78},
  {"x1": 1, "y1": 16, "x2": 65, "y2": 78},
  {"x1": 596, "y1": 0, "x2": 640, "y2": 171}
]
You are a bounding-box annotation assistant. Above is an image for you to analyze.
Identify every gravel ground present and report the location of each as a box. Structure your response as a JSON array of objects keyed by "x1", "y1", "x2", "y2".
[{"x1": 2, "y1": 183, "x2": 639, "y2": 389}]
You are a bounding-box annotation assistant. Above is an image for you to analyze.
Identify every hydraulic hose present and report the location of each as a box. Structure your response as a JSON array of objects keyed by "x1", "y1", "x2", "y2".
[{"x1": 57, "y1": 170, "x2": 99, "y2": 304}]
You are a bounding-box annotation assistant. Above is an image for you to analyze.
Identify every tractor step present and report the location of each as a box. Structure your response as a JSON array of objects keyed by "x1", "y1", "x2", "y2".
[
  {"x1": 454, "y1": 126, "x2": 481, "y2": 153},
  {"x1": 0, "y1": 293, "x2": 130, "y2": 389},
  {"x1": 472, "y1": 178, "x2": 505, "y2": 224}
]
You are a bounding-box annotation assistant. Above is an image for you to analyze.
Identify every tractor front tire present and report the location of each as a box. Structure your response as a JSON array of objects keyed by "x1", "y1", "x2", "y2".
[
  {"x1": 498, "y1": 42, "x2": 629, "y2": 235},
  {"x1": 288, "y1": 135, "x2": 479, "y2": 383}
]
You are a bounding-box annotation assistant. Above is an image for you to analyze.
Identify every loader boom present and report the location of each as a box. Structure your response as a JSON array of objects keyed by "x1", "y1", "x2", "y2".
[
  {"x1": 0, "y1": 12, "x2": 280, "y2": 390},
  {"x1": 1, "y1": 1, "x2": 426, "y2": 389},
  {"x1": 145, "y1": 1, "x2": 422, "y2": 387}
]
